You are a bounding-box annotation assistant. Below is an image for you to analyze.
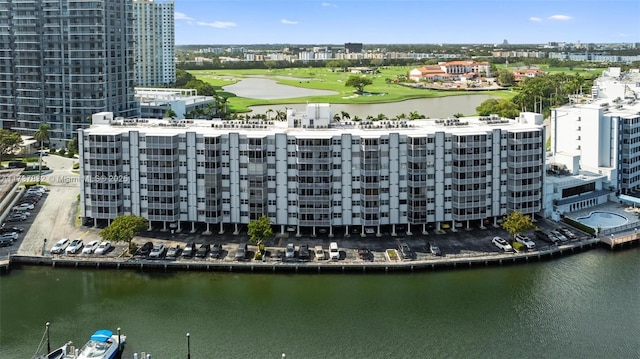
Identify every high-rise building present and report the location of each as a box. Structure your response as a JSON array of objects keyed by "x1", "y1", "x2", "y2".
[
  {"x1": 132, "y1": 0, "x2": 175, "y2": 87},
  {"x1": 0, "y1": 0, "x2": 139, "y2": 147},
  {"x1": 79, "y1": 105, "x2": 545, "y2": 236}
]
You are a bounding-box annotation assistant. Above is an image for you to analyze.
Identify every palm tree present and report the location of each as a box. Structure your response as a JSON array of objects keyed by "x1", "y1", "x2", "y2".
[
  {"x1": 34, "y1": 123, "x2": 50, "y2": 184},
  {"x1": 340, "y1": 111, "x2": 351, "y2": 121},
  {"x1": 266, "y1": 108, "x2": 274, "y2": 121}
]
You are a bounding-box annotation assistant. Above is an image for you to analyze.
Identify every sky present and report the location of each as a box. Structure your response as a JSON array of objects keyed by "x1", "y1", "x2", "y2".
[{"x1": 173, "y1": 0, "x2": 640, "y2": 45}]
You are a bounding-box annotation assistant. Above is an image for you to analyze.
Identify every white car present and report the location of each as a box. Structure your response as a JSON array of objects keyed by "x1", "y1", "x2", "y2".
[
  {"x1": 149, "y1": 244, "x2": 166, "y2": 258},
  {"x1": 314, "y1": 245, "x2": 325, "y2": 261},
  {"x1": 492, "y1": 236, "x2": 513, "y2": 252},
  {"x1": 515, "y1": 234, "x2": 536, "y2": 250},
  {"x1": 51, "y1": 238, "x2": 70, "y2": 254},
  {"x1": 13, "y1": 203, "x2": 34, "y2": 211},
  {"x1": 94, "y1": 241, "x2": 112, "y2": 255},
  {"x1": 550, "y1": 230, "x2": 568, "y2": 242},
  {"x1": 65, "y1": 239, "x2": 84, "y2": 254},
  {"x1": 285, "y1": 243, "x2": 295, "y2": 259},
  {"x1": 82, "y1": 240, "x2": 100, "y2": 254},
  {"x1": 329, "y1": 242, "x2": 340, "y2": 260}
]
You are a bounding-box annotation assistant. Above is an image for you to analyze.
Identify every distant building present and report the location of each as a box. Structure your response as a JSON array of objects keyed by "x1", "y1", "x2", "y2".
[
  {"x1": 0, "y1": 0, "x2": 139, "y2": 147},
  {"x1": 408, "y1": 60, "x2": 491, "y2": 82},
  {"x1": 135, "y1": 88, "x2": 216, "y2": 119},
  {"x1": 79, "y1": 104, "x2": 544, "y2": 236},
  {"x1": 345, "y1": 42, "x2": 363, "y2": 53},
  {"x1": 132, "y1": 0, "x2": 176, "y2": 86}
]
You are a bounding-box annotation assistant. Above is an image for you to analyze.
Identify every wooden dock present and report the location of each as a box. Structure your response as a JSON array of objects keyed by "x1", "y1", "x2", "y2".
[{"x1": 600, "y1": 232, "x2": 640, "y2": 249}]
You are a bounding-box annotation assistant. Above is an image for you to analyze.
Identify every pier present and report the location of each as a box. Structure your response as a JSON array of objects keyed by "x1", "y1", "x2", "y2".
[{"x1": 600, "y1": 231, "x2": 640, "y2": 249}]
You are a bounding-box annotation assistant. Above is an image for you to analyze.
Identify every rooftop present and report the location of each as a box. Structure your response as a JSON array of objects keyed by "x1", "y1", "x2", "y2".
[{"x1": 82, "y1": 113, "x2": 543, "y2": 137}]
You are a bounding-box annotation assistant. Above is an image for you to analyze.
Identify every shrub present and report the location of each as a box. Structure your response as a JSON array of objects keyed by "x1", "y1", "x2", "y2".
[
  {"x1": 512, "y1": 241, "x2": 525, "y2": 252},
  {"x1": 66, "y1": 152, "x2": 75, "y2": 158},
  {"x1": 24, "y1": 157, "x2": 39, "y2": 163},
  {"x1": 57, "y1": 148, "x2": 66, "y2": 156},
  {"x1": 563, "y1": 217, "x2": 595, "y2": 235},
  {"x1": 72, "y1": 163, "x2": 79, "y2": 170}
]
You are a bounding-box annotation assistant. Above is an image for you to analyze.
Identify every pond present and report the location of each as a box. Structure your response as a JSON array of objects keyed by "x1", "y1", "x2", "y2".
[{"x1": 224, "y1": 78, "x2": 494, "y2": 118}]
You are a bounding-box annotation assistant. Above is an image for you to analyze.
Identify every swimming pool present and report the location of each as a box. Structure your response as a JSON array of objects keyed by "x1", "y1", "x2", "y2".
[{"x1": 576, "y1": 211, "x2": 628, "y2": 229}]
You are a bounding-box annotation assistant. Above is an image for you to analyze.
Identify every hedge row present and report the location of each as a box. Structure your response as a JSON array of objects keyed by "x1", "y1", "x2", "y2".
[{"x1": 563, "y1": 217, "x2": 596, "y2": 235}]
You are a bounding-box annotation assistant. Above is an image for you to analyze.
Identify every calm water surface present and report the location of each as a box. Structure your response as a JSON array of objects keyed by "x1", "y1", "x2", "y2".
[
  {"x1": 249, "y1": 95, "x2": 493, "y2": 120},
  {"x1": 1, "y1": 247, "x2": 638, "y2": 359}
]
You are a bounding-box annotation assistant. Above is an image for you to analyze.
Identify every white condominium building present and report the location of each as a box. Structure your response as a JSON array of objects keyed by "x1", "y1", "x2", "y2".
[
  {"x1": 79, "y1": 105, "x2": 545, "y2": 236},
  {"x1": 132, "y1": 0, "x2": 175, "y2": 86}
]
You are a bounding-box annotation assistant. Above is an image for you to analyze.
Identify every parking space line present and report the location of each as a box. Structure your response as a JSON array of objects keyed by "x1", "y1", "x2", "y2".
[{"x1": 78, "y1": 230, "x2": 89, "y2": 239}]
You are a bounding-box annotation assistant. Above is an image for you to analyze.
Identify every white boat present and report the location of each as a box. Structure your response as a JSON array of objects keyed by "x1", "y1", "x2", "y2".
[{"x1": 35, "y1": 330, "x2": 125, "y2": 359}]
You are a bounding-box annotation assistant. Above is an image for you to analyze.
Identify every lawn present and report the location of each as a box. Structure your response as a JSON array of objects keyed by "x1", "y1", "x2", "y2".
[
  {"x1": 495, "y1": 63, "x2": 605, "y2": 76},
  {"x1": 190, "y1": 67, "x2": 513, "y2": 113}
]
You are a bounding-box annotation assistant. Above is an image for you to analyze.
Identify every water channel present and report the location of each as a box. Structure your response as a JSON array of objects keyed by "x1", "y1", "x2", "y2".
[{"x1": 1, "y1": 247, "x2": 638, "y2": 358}]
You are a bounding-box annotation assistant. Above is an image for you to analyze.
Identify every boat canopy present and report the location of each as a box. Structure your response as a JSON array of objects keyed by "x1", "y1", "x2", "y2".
[{"x1": 90, "y1": 330, "x2": 113, "y2": 342}]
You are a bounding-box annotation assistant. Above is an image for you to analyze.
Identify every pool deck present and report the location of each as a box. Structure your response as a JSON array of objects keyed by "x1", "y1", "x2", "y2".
[{"x1": 567, "y1": 202, "x2": 640, "y2": 248}]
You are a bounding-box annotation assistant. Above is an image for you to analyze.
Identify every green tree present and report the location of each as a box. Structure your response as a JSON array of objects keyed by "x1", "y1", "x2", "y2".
[
  {"x1": 497, "y1": 69, "x2": 516, "y2": 86},
  {"x1": 165, "y1": 109, "x2": 177, "y2": 118},
  {"x1": 345, "y1": 75, "x2": 373, "y2": 94},
  {"x1": 476, "y1": 98, "x2": 520, "y2": 118},
  {"x1": 99, "y1": 214, "x2": 149, "y2": 252},
  {"x1": 247, "y1": 215, "x2": 273, "y2": 244},
  {"x1": 266, "y1": 108, "x2": 274, "y2": 120},
  {"x1": 501, "y1": 211, "x2": 534, "y2": 240},
  {"x1": 0, "y1": 129, "x2": 23, "y2": 166},
  {"x1": 67, "y1": 137, "x2": 79, "y2": 154},
  {"x1": 34, "y1": 123, "x2": 50, "y2": 183}
]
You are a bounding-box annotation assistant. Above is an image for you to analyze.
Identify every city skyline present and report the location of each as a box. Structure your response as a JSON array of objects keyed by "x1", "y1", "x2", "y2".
[{"x1": 174, "y1": 0, "x2": 640, "y2": 45}]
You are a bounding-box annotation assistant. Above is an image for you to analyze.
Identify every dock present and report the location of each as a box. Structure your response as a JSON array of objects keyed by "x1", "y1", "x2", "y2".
[{"x1": 600, "y1": 231, "x2": 640, "y2": 249}]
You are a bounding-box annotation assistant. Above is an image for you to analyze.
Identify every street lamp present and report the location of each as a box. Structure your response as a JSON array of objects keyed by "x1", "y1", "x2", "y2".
[{"x1": 186, "y1": 333, "x2": 191, "y2": 359}]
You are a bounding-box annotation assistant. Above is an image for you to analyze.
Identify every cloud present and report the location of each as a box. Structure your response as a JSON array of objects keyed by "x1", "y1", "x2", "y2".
[
  {"x1": 619, "y1": 33, "x2": 630, "y2": 37},
  {"x1": 529, "y1": 17, "x2": 542, "y2": 22},
  {"x1": 281, "y1": 19, "x2": 299, "y2": 25},
  {"x1": 196, "y1": 21, "x2": 237, "y2": 29},
  {"x1": 548, "y1": 14, "x2": 572, "y2": 20},
  {"x1": 322, "y1": 2, "x2": 337, "y2": 7},
  {"x1": 174, "y1": 12, "x2": 194, "y2": 21}
]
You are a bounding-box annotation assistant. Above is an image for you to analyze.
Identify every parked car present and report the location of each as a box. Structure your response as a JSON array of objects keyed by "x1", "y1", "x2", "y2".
[
  {"x1": 534, "y1": 230, "x2": 558, "y2": 245},
  {"x1": 285, "y1": 243, "x2": 295, "y2": 259},
  {"x1": 235, "y1": 243, "x2": 248, "y2": 261},
  {"x1": 195, "y1": 243, "x2": 210, "y2": 258},
  {"x1": 65, "y1": 239, "x2": 84, "y2": 254},
  {"x1": 6, "y1": 213, "x2": 27, "y2": 222},
  {"x1": 14, "y1": 211, "x2": 30, "y2": 217},
  {"x1": 314, "y1": 246, "x2": 325, "y2": 261},
  {"x1": 357, "y1": 246, "x2": 372, "y2": 261},
  {"x1": 0, "y1": 233, "x2": 18, "y2": 243},
  {"x1": 492, "y1": 237, "x2": 513, "y2": 252},
  {"x1": 182, "y1": 242, "x2": 196, "y2": 258},
  {"x1": 550, "y1": 230, "x2": 568, "y2": 243},
  {"x1": 13, "y1": 203, "x2": 35, "y2": 211},
  {"x1": 298, "y1": 244, "x2": 310, "y2": 260},
  {"x1": 166, "y1": 245, "x2": 182, "y2": 258},
  {"x1": 0, "y1": 238, "x2": 13, "y2": 247},
  {"x1": 515, "y1": 234, "x2": 536, "y2": 250},
  {"x1": 210, "y1": 243, "x2": 222, "y2": 259},
  {"x1": 94, "y1": 241, "x2": 112, "y2": 255},
  {"x1": 82, "y1": 240, "x2": 100, "y2": 254},
  {"x1": 51, "y1": 238, "x2": 70, "y2": 254},
  {"x1": 398, "y1": 243, "x2": 414, "y2": 260},
  {"x1": 149, "y1": 244, "x2": 167, "y2": 259},
  {"x1": 559, "y1": 227, "x2": 577, "y2": 240},
  {"x1": 136, "y1": 241, "x2": 154, "y2": 256},
  {"x1": 0, "y1": 226, "x2": 23, "y2": 234},
  {"x1": 329, "y1": 242, "x2": 340, "y2": 260},
  {"x1": 427, "y1": 242, "x2": 443, "y2": 256}
]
